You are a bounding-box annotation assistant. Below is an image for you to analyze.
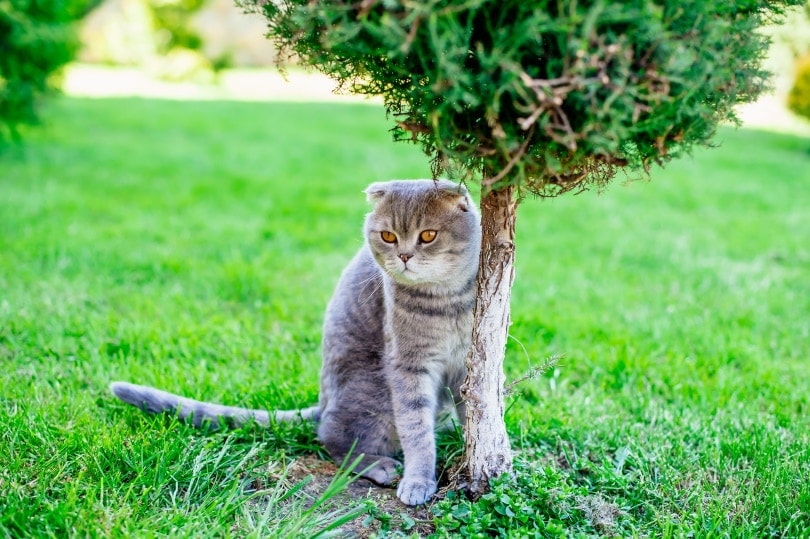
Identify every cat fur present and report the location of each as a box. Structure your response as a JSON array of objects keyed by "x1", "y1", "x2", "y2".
[{"x1": 110, "y1": 178, "x2": 480, "y2": 506}]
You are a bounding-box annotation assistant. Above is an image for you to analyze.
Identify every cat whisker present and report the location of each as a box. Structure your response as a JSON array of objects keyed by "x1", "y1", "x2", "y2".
[
  {"x1": 357, "y1": 273, "x2": 381, "y2": 286},
  {"x1": 358, "y1": 275, "x2": 384, "y2": 305}
]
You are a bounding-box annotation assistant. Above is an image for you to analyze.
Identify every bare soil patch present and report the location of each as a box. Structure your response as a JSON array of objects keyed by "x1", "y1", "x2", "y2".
[{"x1": 284, "y1": 454, "x2": 436, "y2": 538}]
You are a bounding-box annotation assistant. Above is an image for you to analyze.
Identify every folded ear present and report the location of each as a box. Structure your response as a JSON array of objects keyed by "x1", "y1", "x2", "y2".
[
  {"x1": 364, "y1": 182, "x2": 389, "y2": 203},
  {"x1": 435, "y1": 181, "x2": 474, "y2": 212}
]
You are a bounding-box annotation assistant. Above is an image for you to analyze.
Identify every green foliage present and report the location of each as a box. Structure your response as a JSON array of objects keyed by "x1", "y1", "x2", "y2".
[
  {"x1": 149, "y1": 0, "x2": 206, "y2": 53},
  {"x1": 431, "y1": 459, "x2": 593, "y2": 537},
  {"x1": 251, "y1": 0, "x2": 802, "y2": 193},
  {"x1": 788, "y1": 53, "x2": 810, "y2": 120},
  {"x1": 0, "y1": 0, "x2": 95, "y2": 140},
  {"x1": 361, "y1": 501, "x2": 422, "y2": 536}
]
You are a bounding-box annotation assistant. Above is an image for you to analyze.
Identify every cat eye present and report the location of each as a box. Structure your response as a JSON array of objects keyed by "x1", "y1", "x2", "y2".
[
  {"x1": 380, "y1": 231, "x2": 397, "y2": 243},
  {"x1": 419, "y1": 230, "x2": 437, "y2": 243}
]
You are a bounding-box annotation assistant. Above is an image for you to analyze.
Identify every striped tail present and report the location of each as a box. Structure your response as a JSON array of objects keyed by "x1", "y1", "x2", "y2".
[{"x1": 109, "y1": 381, "x2": 320, "y2": 428}]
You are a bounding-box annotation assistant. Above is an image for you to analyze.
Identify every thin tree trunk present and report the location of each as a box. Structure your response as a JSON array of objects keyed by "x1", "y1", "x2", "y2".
[{"x1": 461, "y1": 184, "x2": 518, "y2": 496}]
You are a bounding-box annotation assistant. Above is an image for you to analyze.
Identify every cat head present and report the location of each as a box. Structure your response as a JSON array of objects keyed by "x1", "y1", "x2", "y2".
[{"x1": 364, "y1": 180, "x2": 480, "y2": 286}]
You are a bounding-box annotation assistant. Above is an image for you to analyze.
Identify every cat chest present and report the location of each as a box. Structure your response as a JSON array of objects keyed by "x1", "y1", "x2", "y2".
[
  {"x1": 381, "y1": 278, "x2": 474, "y2": 349},
  {"x1": 386, "y1": 298, "x2": 473, "y2": 366},
  {"x1": 387, "y1": 281, "x2": 474, "y2": 321}
]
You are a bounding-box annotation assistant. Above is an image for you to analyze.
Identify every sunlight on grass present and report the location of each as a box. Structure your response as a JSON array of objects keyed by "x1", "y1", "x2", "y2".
[{"x1": 1, "y1": 97, "x2": 809, "y2": 536}]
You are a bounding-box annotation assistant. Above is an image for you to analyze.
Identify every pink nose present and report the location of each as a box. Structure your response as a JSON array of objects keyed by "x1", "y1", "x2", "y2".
[{"x1": 399, "y1": 253, "x2": 413, "y2": 263}]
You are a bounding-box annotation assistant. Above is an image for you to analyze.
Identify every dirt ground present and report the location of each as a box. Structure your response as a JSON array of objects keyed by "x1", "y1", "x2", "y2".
[{"x1": 284, "y1": 454, "x2": 437, "y2": 537}]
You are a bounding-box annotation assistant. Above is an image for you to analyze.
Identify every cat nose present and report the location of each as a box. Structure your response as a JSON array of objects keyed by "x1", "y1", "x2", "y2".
[{"x1": 398, "y1": 253, "x2": 413, "y2": 263}]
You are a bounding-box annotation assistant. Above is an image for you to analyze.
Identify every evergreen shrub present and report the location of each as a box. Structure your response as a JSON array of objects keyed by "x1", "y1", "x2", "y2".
[
  {"x1": 251, "y1": 0, "x2": 802, "y2": 193},
  {"x1": 0, "y1": 0, "x2": 97, "y2": 140}
]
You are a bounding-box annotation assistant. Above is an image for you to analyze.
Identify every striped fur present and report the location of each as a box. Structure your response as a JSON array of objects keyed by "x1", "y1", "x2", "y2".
[{"x1": 110, "y1": 179, "x2": 480, "y2": 506}]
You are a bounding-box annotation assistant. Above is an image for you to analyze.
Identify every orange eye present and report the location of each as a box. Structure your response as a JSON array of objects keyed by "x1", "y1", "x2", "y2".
[
  {"x1": 380, "y1": 231, "x2": 397, "y2": 243},
  {"x1": 419, "y1": 230, "x2": 437, "y2": 243}
]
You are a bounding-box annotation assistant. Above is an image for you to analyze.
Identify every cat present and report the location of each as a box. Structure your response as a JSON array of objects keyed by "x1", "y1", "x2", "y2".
[{"x1": 110, "y1": 179, "x2": 481, "y2": 506}]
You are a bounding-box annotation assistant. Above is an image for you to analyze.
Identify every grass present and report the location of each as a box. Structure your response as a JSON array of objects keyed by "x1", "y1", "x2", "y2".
[{"x1": 1, "y1": 96, "x2": 809, "y2": 537}]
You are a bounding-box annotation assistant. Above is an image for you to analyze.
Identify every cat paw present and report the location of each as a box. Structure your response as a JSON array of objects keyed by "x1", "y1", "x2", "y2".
[
  {"x1": 363, "y1": 457, "x2": 401, "y2": 486},
  {"x1": 396, "y1": 476, "x2": 437, "y2": 506}
]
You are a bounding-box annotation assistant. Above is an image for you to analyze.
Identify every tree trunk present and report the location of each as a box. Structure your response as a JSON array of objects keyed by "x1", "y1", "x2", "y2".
[{"x1": 461, "y1": 184, "x2": 518, "y2": 496}]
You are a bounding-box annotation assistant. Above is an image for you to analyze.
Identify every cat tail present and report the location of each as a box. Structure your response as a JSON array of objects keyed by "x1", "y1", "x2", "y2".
[{"x1": 109, "y1": 381, "x2": 321, "y2": 428}]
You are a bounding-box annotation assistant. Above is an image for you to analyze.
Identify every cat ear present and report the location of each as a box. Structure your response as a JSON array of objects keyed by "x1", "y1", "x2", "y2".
[
  {"x1": 436, "y1": 182, "x2": 473, "y2": 213},
  {"x1": 364, "y1": 182, "x2": 388, "y2": 203}
]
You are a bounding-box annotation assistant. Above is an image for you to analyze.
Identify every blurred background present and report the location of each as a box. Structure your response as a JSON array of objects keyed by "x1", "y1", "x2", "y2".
[
  {"x1": 2, "y1": 0, "x2": 810, "y2": 134},
  {"x1": 62, "y1": 0, "x2": 330, "y2": 101}
]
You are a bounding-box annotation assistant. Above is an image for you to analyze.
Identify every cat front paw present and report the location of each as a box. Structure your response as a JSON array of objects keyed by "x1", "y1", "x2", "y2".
[
  {"x1": 363, "y1": 456, "x2": 401, "y2": 486},
  {"x1": 396, "y1": 476, "x2": 437, "y2": 506}
]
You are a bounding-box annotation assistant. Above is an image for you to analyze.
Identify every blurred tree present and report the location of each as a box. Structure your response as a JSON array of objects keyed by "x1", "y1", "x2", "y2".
[
  {"x1": 150, "y1": 0, "x2": 205, "y2": 53},
  {"x1": 787, "y1": 3, "x2": 810, "y2": 120},
  {"x1": 247, "y1": 0, "x2": 803, "y2": 500},
  {"x1": 788, "y1": 53, "x2": 810, "y2": 119},
  {"x1": 0, "y1": 0, "x2": 100, "y2": 141},
  {"x1": 78, "y1": 0, "x2": 263, "y2": 70}
]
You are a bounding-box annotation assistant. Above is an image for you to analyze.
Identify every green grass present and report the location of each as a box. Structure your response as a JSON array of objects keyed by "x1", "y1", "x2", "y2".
[{"x1": 1, "y1": 97, "x2": 809, "y2": 537}]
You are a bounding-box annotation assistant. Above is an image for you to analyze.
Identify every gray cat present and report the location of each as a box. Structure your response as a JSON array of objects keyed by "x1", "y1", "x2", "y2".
[{"x1": 110, "y1": 179, "x2": 481, "y2": 506}]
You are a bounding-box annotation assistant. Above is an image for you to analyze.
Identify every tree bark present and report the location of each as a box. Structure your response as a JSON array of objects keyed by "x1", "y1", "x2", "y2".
[{"x1": 461, "y1": 184, "x2": 518, "y2": 496}]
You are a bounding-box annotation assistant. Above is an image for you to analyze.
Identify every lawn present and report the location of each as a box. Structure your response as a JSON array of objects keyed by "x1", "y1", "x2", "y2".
[{"x1": 1, "y1": 96, "x2": 809, "y2": 537}]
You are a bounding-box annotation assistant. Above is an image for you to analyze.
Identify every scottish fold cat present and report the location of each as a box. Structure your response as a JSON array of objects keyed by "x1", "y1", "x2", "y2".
[{"x1": 111, "y1": 179, "x2": 481, "y2": 505}]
